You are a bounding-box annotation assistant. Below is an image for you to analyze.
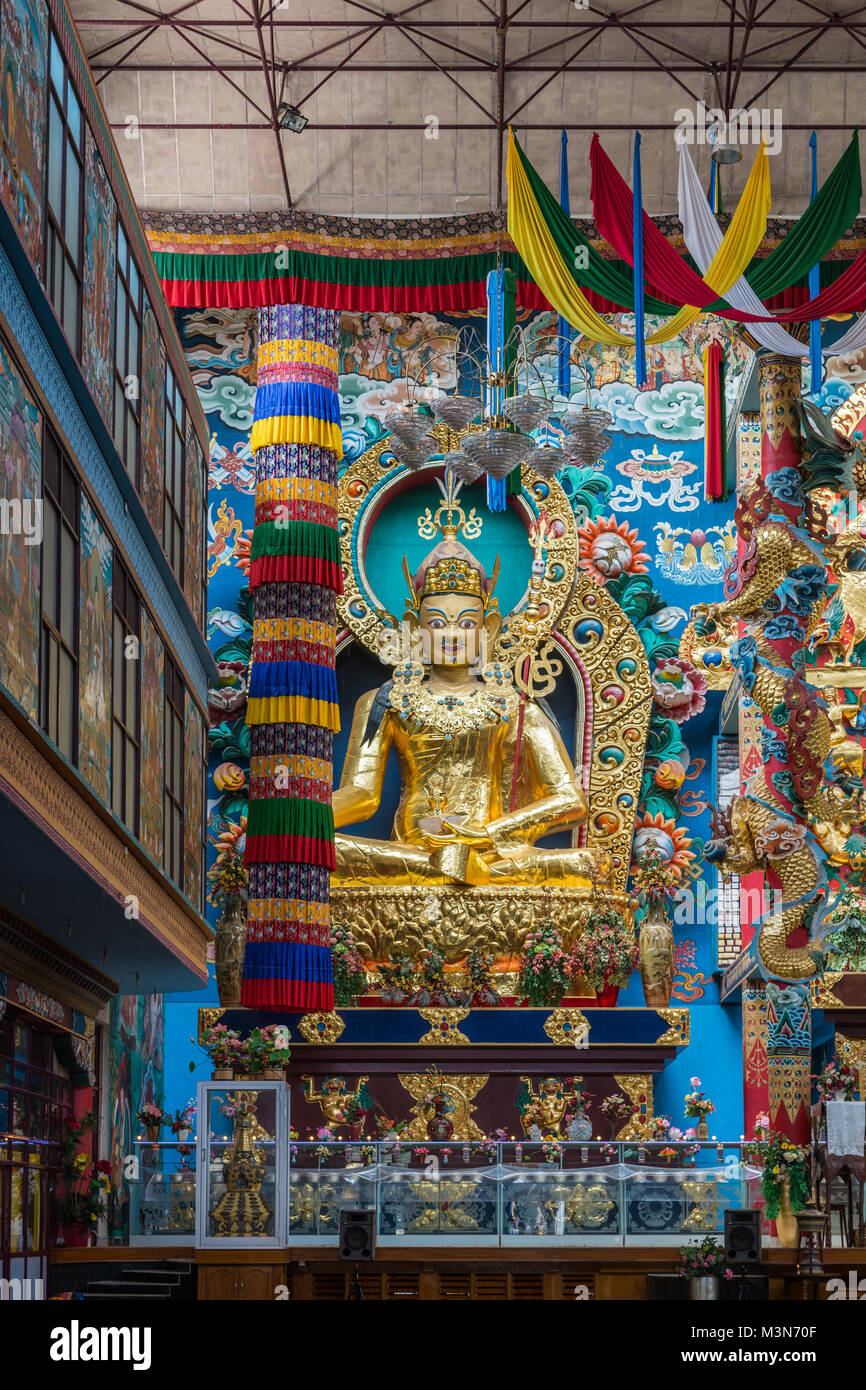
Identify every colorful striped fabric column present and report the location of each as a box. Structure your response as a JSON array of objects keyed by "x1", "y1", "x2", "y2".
[{"x1": 241, "y1": 305, "x2": 342, "y2": 1010}]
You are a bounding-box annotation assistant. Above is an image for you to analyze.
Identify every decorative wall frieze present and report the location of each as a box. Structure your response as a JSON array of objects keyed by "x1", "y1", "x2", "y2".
[{"x1": 0, "y1": 902, "x2": 115, "y2": 1013}]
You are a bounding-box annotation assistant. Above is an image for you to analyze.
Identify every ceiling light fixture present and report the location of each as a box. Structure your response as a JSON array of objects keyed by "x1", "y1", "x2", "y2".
[{"x1": 276, "y1": 102, "x2": 307, "y2": 134}]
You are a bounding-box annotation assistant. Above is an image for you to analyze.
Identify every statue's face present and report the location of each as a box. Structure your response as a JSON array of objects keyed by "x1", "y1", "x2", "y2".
[{"x1": 418, "y1": 592, "x2": 485, "y2": 667}]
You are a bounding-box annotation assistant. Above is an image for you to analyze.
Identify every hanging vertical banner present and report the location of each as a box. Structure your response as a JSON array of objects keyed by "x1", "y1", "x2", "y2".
[
  {"x1": 557, "y1": 130, "x2": 573, "y2": 399},
  {"x1": 242, "y1": 304, "x2": 342, "y2": 1011},
  {"x1": 703, "y1": 338, "x2": 727, "y2": 500},
  {"x1": 633, "y1": 132, "x2": 647, "y2": 387},
  {"x1": 808, "y1": 132, "x2": 822, "y2": 396},
  {"x1": 485, "y1": 266, "x2": 519, "y2": 511}
]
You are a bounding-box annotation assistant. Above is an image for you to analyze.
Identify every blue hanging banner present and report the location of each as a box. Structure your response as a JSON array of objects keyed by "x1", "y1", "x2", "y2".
[
  {"x1": 808, "y1": 132, "x2": 822, "y2": 396},
  {"x1": 557, "y1": 129, "x2": 573, "y2": 399},
  {"x1": 486, "y1": 266, "x2": 509, "y2": 511},
  {"x1": 633, "y1": 131, "x2": 647, "y2": 387}
]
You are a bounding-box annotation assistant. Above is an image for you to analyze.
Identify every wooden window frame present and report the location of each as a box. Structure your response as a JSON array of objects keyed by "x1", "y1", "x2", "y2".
[
  {"x1": 39, "y1": 430, "x2": 80, "y2": 764},
  {"x1": 113, "y1": 225, "x2": 143, "y2": 487},
  {"x1": 44, "y1": 30, "x2": 84, "y2": 357},
  {"x1": 111, "y1": 558, "x2": 141, "y2": 837}
]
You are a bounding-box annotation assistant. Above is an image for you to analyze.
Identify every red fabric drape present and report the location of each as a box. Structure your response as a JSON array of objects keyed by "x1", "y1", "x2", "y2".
[{"x1": 704, "y1": 341, "x2": 725, "y2": 501}]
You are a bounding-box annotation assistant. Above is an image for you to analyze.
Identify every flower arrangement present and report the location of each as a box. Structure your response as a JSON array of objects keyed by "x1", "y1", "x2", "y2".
[
  {"x1": 238, "y1": 1024, "x2": 291, "y2": 1075},
  {"x1": 569, "y1": 910, "x2": 637, "y2": 993},
  {"x1": 659, "y1": 1146, "x2": 677, "y2": 1162},
  {"x1": 751, "y1": 1132, "x2": 811, "y2": 1220},
  {"x1": 824, "y1": 888, "x2": 866, "y2": 970},
  {"x1": 330, "y1": 924, "x2": 368, "y2": 1006},
  {"x1": 630, "y1": 843, "x2": 681, "y2": 908},
  {"x1": 678, "y1": 1236, "x2": 733, "y2": 1282},
  {"x1": 465, "y1": 948, "x2": 501, "y2": 1007},
  {"x1": 517, "y1": 923, "x2": 571, "y2": 1007},
  {"x1": 375, "y1": 1114, "x2": 408, "y2": 1139},
  {"x1": 648, "y1": 1114, "x2": 672, "y2": 1140},
  {"x1": 474, "y1": 1138, "x2": 497, "y2": 1162},
  {"x1": 410, "y1": 944, "x2": 465, "y2": 1007},
  {"x1": 360, "y1": 1144, "x2": 377, "y2": 1164},
  {"x1": 684, "y1": 1077, "x2": 715, "y2": 1120},
  {"x1": 600, "y1": 1092, "x2": 634, "y2": 1136},
  {"x1": 171, "y1": 1101, "x2": 196, "y2": 1136},
  {"x1": 378, "y1": 954, "x2": 416, "y2": 1006},
  {"x1": 196, "y1": 1022, "x2": 243, "y2": 1070},
  {"x1": 813, "y1": 1054, "x2": 857, "y2": 1101},
  {"x1": 342, "y1": 1083, "x2": 373, "y2": 1128},
  {"x1": 542, "y1": 1139, "x2": 561, "y2": 1163},
  {"x1": 206, "y1": 846, "x2": 248, "y2": 909},
  {"x1": 136, "y1": 1102, "x2": 165, "y2": 1130},
  {"x1": 176, "y1": 1144, "x2": 193, "y2": 1168},
  {"x1": 600, "y1": 1143, "x2": 618, "y2": 1160},
  {"x1": 753, "y1": 1112, "x2": 770, "y2": 1140},
  {"x1": 52, "y1": 1112, "x2": 110, "y2": 1233},
  {"x1": 564, "y1": 1085, "x2": 594, "y2": 1124}
]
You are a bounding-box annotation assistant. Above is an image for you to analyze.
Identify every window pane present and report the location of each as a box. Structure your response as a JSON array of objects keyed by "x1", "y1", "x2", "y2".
[
  {"x1": 66, "y1": 84, "x2": 82, "y2": 151},
  {"x1": 52, "y1": 238, "x2": 63, "y2": 315},
  {"x1": 60, "y1": 527, "x2": 76, "y2": 644},
  {"x1": 125, "y1": 651, "x2": 137, "y2": 729},
  {"x1": 64, "y1": 155, "x2": 80, "y2": 260},
  {"x1": 47, "y1": 99, "x2": 63, "y2": 215},
  {"x1": 62, "y1": 466, "x2": 76, "y2": 524},
  {"x1": 41, "y1": 502, "x2": 57, "y2": 624},
  {"x1": 117, "y1": 221, "x2": 127, "y2": 271},
  {"x1": 49, "y1": 34, "x2": 64, "y2": 94},
  {"x1": 129, "y1": 259, "x2": 139, "y2": 303},
  {"x1": 112, "y1": 725, "x2": 122, "y2": 818},
  {"x1": 63, "y1": 273, "x2": 79, "y2": 349},
  {"x1": 128, "y1": 316, "x2": 139, "y2": 377},
  {"x1": 115, "y1": 290, "x2": 127, "y2": 371},
  {"x1": 59, "y1": 648, "x2": 74, "y2": 759}
]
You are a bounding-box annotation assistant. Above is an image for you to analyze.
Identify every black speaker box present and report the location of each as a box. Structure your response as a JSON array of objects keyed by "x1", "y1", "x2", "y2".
[
  {"x1": 339, "y1": 1207, "x2": 376, "y2": 1261},
  {"x1": 725, "y1": 1208, "x2": 762, "y2": 1265}
]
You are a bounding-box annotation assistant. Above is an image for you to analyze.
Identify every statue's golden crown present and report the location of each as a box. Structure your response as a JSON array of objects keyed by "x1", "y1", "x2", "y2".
[{"x1": 418, "y1": 555, "x2": 483, "y2": 601}]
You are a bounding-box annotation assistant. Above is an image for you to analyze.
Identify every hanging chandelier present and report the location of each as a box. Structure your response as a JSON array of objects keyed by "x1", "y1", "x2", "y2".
[{"x1": 385, "y1": 330, "x2": 613, "y2": 485}]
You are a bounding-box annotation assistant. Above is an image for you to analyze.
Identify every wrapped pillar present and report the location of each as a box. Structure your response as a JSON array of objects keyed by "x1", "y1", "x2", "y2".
[{"x1": 241, "y1": 306, "x2": 342, "y2": 1010}]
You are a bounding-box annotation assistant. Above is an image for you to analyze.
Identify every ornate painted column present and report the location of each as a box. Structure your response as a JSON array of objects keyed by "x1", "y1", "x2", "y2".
[{"x1": 241, "y1": 306, "x2": 342, "y2": 1010}]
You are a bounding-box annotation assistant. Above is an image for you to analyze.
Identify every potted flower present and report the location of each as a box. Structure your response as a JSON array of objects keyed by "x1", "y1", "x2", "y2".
[
  {"x1": 630, "y1": 845, "x2": 680, "y2": 1006},
  {"x1": 600, "y1": 1143, "x2": 617, "y2": 1163},
  {"x1": 564, "y1": 1085, "x2": 595, "y2": 1142},
  {"x1": 136, "y1": 1102, "x2": 165, "y2": 1147},
  {"x1": 678, "y1": 1236, "x2": 733, "y2": 1300},
  {"x1": 600, "y1": 1091, "x2": 634, "y2": 1138},
  {"x1": 569, "y1": 910, "x2": 637, "y2": 1007},
  {"x1": 542, "y1": 1139, "x2": 561, "y2": 1165},
  {"x1": 52, "y1": 1113, "x2": 110, "y2": 1248},
  {"x1": 331, "y1": 924, "x2": 368, "y2": 1005},
  {"x1": 659, "y1": 1146, "x2": 677, "y2": 1165},
  {"x1": 465, "y1": 948, "x2": 501, "y2": 1008},
  {"x1": 684, "y1": 1076, "x2": 716, "y2": 1139},
  {"x1": 170, "y1": 1101, "x2": 196, "y2": 1141},
  {"x1": 517, "y1": 923, "x2": 571, "y2": 1007},
  {"x1": 197, "y1": 1022, "x2": 243, "y2": 1079},
  {"x1": 343, "y1": 1084, "x2": 372, "y2": 1140},
  {"x1": 753, "y1": 1112, "x2": 770, "y2": 1143},
  {"x1": 239, "y1": 1025, "x2": 291, "y2": 1079},
  {"x1": 207, "y1": 846, "x2": 248, "y2": 1007},
  {"x1": 475, "y1": 1138, "x2": 497, "y2": 1163},
  {"x1": 751, "y1": 1131, "x2": 812, "y2": 1247}
]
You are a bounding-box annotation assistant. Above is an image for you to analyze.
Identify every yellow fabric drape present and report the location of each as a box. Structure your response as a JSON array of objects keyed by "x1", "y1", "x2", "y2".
[{"x1": 506, "y1": 129, "x2": 771, "y2": 346}]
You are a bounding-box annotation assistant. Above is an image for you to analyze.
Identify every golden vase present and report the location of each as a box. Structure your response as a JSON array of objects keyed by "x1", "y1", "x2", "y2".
[
  {"x1": 775, "y1": 1176, "x2": 799, "y2": 1248},
  {"x1": 638, "y1": 901, "x2": 674, "y2": 1007},
  {"x1": 215, "y1": 895, "x2": 246, "y2": 1007}
]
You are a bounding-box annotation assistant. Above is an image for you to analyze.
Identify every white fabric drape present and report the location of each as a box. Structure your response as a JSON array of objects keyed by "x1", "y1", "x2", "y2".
[{"x1": 678, "y1": 142, "x2": 866, "y2": 360}]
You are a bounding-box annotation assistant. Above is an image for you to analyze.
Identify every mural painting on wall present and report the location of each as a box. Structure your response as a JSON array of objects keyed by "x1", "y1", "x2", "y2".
[
  {"x1": 108, "y1": 992, "x2": 164, "y2": 1240},
  {"x1": 184, "y1": 693, "x2": 205, "y2": 911},
  {"x1": 81, "y1": 131, "x2": 116, "y2": 427},
  {"x1": 0, "y1": 0, "x2": 48, "y2": 273},
  {"x1": 139, "y1": 609, "x2": 164, "y2": 861},
  {"x1": 78, "y1": 494, "x2": 113, "y2": 803},
  {"x1": 177, "y1": 309, "x2": 255, "y2": 910},
  {"x1": 184, "y1": 417, "x2": 205, "y2": 628},
  {"x1": 0, "y1": 334, "x2": 41, "y2": 717},
  {"x1": 140, "y1": 293, "x2": 166, "y2": 537}
]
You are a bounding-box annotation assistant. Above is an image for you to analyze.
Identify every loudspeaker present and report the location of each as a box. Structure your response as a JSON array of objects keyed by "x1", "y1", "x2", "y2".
[
  {"x1": 724, "y1": 1208, "x2": 762, "y2": 1265},
  {"x1": 339, "y1": 1208, "x2": 376, "y2": 1261}
]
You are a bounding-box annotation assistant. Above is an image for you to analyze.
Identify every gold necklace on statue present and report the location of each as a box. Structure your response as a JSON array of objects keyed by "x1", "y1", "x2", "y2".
[{"x1": 389, "y1": 661, "x2": 517, "y2": 736}]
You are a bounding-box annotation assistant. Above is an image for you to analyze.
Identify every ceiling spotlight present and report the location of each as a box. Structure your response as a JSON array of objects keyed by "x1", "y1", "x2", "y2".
[{"x1": 276, "y1": 102, "x2": 308, "y2": 134}]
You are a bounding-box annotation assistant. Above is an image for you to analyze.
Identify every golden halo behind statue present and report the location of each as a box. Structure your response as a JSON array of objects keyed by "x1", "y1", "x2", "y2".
[{"x1": 337, "y1": 421, "x2": 580, "y2": 670}]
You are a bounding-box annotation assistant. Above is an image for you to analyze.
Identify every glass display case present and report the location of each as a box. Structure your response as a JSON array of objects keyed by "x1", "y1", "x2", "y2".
[
  {"x1": 127, "y1": 1131, "x2": 755, "y2": 1248},
  {"x1": 195, "y1": 1081, "x2": 290, "y2": 1248}
]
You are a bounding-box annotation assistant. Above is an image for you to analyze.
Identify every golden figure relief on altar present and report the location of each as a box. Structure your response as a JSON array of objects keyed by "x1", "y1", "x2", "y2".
[{"x1": 334, "y1": 441, "x2": 652, "y2": 969}]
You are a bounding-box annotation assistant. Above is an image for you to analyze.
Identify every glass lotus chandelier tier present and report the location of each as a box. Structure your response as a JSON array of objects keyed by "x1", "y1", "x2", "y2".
[{"x1": 385, "y1": 330, "x2": 613, "y2": 483}]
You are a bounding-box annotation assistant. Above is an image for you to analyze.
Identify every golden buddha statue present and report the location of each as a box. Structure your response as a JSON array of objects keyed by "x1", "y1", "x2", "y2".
[
  {"x1": 332, "y1": 462, "x2": 644, "y2": 969},
  {"x1": 333, "y1": 525, "x2": 606, "y2": 891}
]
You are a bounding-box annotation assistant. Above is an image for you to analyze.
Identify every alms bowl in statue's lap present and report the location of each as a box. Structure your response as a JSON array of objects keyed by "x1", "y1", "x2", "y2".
[{"x1": 330, "y1": 879, "x2": 633, "y2": 969}]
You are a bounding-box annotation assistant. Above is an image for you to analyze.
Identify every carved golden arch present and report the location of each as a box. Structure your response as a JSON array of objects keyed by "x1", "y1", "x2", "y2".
[{"x1": 336, "y1": 424, "x2": 652, "y2": 894}]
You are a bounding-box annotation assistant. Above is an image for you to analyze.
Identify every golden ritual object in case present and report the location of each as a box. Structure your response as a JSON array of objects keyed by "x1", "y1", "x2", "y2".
[
  {"x1": 211, "y1": 1091, "x2": 273, "y2": 1238},
  {"x1": 334, "y1": 444, "x2": 653, "y2": 973}
]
